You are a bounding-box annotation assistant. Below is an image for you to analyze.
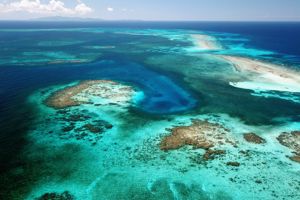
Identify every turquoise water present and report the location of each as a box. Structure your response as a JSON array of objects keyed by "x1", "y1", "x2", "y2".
[{"x1": 1, "y1": 22, "x2": 300, "y2": 200}]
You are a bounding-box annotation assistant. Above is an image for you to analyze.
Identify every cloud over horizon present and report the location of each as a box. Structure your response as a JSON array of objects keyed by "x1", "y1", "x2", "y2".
[
  {"x1": 107, "y1": 7, "x2": 114, "y2": 12},
  {"x1": 0, "y1": 0, "x2": 299, "y2": 21},
  {"x1": 0, "y1": 0, "x2": 92, "y2": 16}
]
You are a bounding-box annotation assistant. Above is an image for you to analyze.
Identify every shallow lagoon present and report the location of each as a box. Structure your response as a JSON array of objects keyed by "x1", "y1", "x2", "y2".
[{"x1": 1, "y1": 22, "x2": 300, "y2": 200}]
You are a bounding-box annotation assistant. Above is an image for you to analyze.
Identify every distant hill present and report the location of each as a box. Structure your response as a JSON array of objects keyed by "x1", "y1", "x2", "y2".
[{"x1": 31, "y1": 16, "x2": 103, "y2": 22}]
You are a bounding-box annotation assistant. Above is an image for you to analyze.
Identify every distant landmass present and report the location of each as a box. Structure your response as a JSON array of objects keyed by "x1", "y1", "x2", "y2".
[{"x1": 31, "y1": 16, "x2": 103, "y2": 22}]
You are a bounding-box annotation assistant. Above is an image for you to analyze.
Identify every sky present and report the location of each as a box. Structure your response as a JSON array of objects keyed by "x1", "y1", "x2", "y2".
[{"x1": 0, "y1": 0, "x2": 300, "y2": 21}]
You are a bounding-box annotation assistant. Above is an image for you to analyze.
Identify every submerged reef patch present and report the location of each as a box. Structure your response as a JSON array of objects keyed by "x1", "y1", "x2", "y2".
[
  {"x1": 127, "y1": 114, "x2": 300, "y2": 199},
  {"x1": 243, "y1": 133, "x2": 266, "y2": 144},
  {"x1": 277, "y1": 131, "x2": 300, "y2": 163},
  {"x1": 35, "y1": 191, "x2": 74, "y2": 200},
  {"x1": 45, "y1": 109, "x2": 113, "y2": 145},
  {"x1": 38, "y1": 80, "x2": 140, "y2": 145}
]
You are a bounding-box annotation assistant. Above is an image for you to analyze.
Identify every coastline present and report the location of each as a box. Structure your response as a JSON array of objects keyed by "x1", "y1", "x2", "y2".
[
  {"x1": 222, "y1": 55, "x2": 300, "y2": 93},
  {"x1": 190, "y1": 33, "x2": 300, "y2": 93}
]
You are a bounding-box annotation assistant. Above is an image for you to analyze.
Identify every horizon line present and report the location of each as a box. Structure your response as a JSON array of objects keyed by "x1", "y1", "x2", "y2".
[{"x1": 0, "y1": 19, "x2": 300, "y2": 23}]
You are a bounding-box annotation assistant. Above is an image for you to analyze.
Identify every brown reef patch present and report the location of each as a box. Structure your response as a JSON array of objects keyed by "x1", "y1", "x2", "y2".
[
  {"x1": 160, "y1": 120, "x2": 236, "y2": 151},
  {"x1": 35, "y1": 191, "x2": 74, "y2": 200},
  {"x1": 226, "y1": 161, "x2": 240, "y2": 167},
  {"x1": 83, "y1": 124, "x2": 103, "y2": 134},
  {"x1": 45, "y1": 80, "x2": 105, "y2": 109},
  {"x1": 160, "y1": 120, "x2": 237, "y2": 162},
  {"x1": 243, "y1": 133, "x2": 266, "y2": 144},
  {"x1": 45, "y1": 80, "x2": 134, "y2": 109},
  {"x1": 203, "y1": 149, "x2": 226, "y2": 160},
  {"x1": 277, "y1": 131, "x2": 300, "y2": 163},
  {"x1": 290, "y1": 155, "x2": 300, "y2": 163}
]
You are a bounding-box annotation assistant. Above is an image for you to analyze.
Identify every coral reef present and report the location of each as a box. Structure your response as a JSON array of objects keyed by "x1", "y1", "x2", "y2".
[
  {"x1": 277, "y1": 131, "x2": 300, "y2": 163},
  {"x1": 35, "y1": 191, "x2": 74, "y2": 200},
  {"x1": 203, "y1": 149, "x2": 226, "y2": 160},
  {"x1": 243, "y1": 133, "x2": 266, "y2": 144},
  {"x1": 160, "y1": 120, "x2": 236, "y2": 151},
  {"x1": 226, "y1": 162, "x2": 240, "y2": 167},
  {"x1": 45, "y1": 80, "x2": 136, "y2": 109}
]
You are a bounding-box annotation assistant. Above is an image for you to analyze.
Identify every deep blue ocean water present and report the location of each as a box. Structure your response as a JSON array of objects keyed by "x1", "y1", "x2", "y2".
[
  {"x1": 1, "y1": 21, "x2": 299, "y2": 58},
  {"x1": 1, "y1": 22, "x2": 300, "y2": 198}
]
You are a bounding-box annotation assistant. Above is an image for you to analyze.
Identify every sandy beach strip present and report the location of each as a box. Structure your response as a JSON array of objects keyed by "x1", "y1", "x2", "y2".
[
  {"x1": 190, "y1": 33, "x2": 300, "y2": 93},
  {"x1": 190, "y1": 34, "x2": 222, "y2": 50},
  {"x1": 221, "y1": 55, "x2": 300, "y2": 93}
]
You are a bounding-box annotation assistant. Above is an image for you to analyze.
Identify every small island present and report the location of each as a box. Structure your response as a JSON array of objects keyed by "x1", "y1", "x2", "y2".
[
  {"x1": 160, "y1": 120, "x2": 237, "y2": 161},
  {"x1": 45, "y1": 80, "x2": 139, "y2": 109}
]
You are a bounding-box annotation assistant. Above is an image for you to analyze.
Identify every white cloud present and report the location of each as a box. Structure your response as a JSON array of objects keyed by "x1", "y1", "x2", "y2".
[
  {"x1": 75, "y1": 3, "x2": 92, "y2": 15},
  {"x1": 107, "y1": 7, "x2": 114, "y2": 12},
  {"x1": 0, "y1": 0, "x2": 92, "y2": 16}
]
